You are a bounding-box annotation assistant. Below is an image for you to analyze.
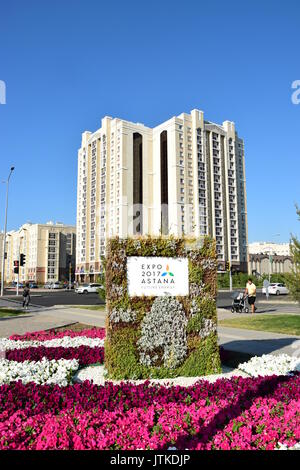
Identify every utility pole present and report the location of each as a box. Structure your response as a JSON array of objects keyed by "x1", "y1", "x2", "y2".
[
  {"x1": 225, "y1": 260, "x2": 232, "y2": 291},
  {"x1": 229, "y1": 263, "x2": 232, "y2": 292},
  {"x1": 16, "y1": 229, "x2": 27, "y2": 296},
  {"x1": 69, "y1": 262, "x2": 72, "y2": 290},
  {"x1": 16, "y1": 243, "x2": 20, "y2": 297},
  {"x1": 1, "y1": 167, "x2": 15, "y2": 297},
  {"x1": 268, "y1": 251, "x2": 272, "y2": 284},
  {"x1": 268, "y1": 234, "x2": 280, "y2": 283}
]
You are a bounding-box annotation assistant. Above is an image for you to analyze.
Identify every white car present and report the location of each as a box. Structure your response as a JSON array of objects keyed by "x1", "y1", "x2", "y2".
[
  {"x1": 50, "y1": 282, "x2": 62, "y2": 289},
  {"x1": 262, "y1": 283, "x2": 289, "y2": 296},
  {"x1": 75, "y1": 283, "x2": 102, "y2": 294}
]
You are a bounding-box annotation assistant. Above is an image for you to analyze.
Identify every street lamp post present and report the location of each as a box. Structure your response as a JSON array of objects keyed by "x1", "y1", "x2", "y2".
[
  {"x1": 1, "y1": 167, "x2": 15, "y2": 297},
  {"x1": 268, "y1": 249, "x2": 272, "y2": 284},
  {"x1": 267, "y1": 233, "x2": 280, "y2": 283}
]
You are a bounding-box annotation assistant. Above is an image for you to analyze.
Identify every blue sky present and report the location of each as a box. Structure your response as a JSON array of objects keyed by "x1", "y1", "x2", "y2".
[{"x1": 0, "y1": 0, "x2": 299, "y2": 242}]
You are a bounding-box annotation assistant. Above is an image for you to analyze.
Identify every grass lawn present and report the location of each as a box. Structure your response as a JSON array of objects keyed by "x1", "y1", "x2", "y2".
[
  {"x1": 220, "y1": 314, "x2": 300, "y2": 336},
  {"x1": 0, "y1": 308, "x2": 25, "y2": 317},
  {"x1": 73, "y1": 305, "x2": 106, "y2": 312}
]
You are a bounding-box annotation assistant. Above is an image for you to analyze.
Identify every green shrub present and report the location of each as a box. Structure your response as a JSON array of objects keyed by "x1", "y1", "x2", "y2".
[
  {"x1": 189, "y1": 262, "x2": 203, "y2": 283},
  {"x1": 97, "y1": 256, "x2": 106, "y2": 301},
  {"x1": 105, "y1": 327, "x2": 145, "y2": 379},
  {"x1": 179, "y1": 335, "x2": 221, "y2": 376}
]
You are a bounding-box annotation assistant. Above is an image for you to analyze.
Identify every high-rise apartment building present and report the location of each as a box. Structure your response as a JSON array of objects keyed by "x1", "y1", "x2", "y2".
[
  {"x1": 76, "y1": 109, "x2": 248, "y2": 281},
  {"x1": 4, "y1": 222, "x2": 76, "y2": 284}
]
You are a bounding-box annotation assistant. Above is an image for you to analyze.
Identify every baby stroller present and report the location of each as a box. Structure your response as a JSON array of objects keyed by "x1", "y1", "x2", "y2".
[{"x1": 231, "y1": 291, "x2": 249, "y2": 313}]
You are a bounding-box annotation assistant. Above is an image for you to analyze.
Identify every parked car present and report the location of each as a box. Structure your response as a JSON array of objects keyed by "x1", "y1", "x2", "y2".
[
  {"x1": 11, "y1": 282, "x2": 24, "y2": 288},
  {"x1": 64, "y1": 281, "x2": 75, "y2": 290},
  {"x1": 43, "y1": 282, "x2": 62, "y2": 289},
  {"x1": 75, "y1": 283, "x2": 102, "y2": 294},
  {"x1": 44, "y1": 282, "x2": 52, "y2": 289},
  {"x1": 51, "y1": 282, "x2": 62, "y2": 290},
  {"x1": 262, "y1": 283, "x2": 289, "y2": 296},
  {"x1": 29, "y1": 282, "x2": 38, "y2": 289}
]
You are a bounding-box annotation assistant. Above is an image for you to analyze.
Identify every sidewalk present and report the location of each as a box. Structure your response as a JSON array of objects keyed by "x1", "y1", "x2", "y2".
[
  {"x1": 1, "y1": 304, "x2": 299, "y2": 358},
  {"x1": 0, "y1": 306, "x2": 106, "y2": 337},
  {"x1": 217, "y1": 307, "x2": 300, "y2": 356},
  {"x1": 218, "y1": 325, "x2": 300, "y2": 357},
  {"x1": 217, "y1": 307, "x2": 299, "y2": 320}
]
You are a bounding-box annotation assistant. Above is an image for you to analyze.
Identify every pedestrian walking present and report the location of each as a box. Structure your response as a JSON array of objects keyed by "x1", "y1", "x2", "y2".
[
  {"x1": 245, "y1": 278, "x2": 257, "y2": 314},
  {"x1": 22, "y1": 283, "x2": 31, "y2": 310}
]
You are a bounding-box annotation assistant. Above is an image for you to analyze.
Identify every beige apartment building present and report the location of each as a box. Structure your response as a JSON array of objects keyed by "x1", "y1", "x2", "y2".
[
  {"x1": 4, "y1": 222, "x2": 76, "y2": 284},
  {"x1": 76, "y1": 109, "x2": 248, "y2": 281},
  {"x1": 249, "y1": 241, "x2": 290, "y2": 257},
  {"x1": 248, "y1": 241, "x2": 292, "y2": 275}
]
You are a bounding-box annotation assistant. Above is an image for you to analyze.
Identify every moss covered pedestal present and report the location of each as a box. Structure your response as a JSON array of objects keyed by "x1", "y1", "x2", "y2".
[{"x1": 104, "y1": 236, "x2": 221, "y2": 379}]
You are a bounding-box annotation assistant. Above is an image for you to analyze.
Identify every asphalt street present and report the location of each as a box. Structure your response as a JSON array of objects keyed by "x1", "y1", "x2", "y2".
[
  {"x1": 2, "y1": 289, "x2": 299, "y2": 313},
  {"x1": 217, "y1": 291, "x2": 300, "y2": 314},
  {"x1": 1, "y1": 290, "x2": 299, "y2": 356},
  {"x1": 3, "y1": 290, "x2": 105, "y2": 307}
]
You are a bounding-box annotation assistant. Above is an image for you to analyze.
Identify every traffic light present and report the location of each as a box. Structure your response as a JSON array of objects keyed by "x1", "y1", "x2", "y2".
[
  {"x1": 13, "y1": 260, "x2": 19, "y2": 274},
  {"x1": 20, "y1": 253, "x2": 26, "y2": 266},
  {"x1": 225, "y1": 261, "x2": 231, "y2": 272}
]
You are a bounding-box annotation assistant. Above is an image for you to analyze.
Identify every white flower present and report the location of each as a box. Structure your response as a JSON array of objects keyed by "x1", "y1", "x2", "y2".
[
  {"x1": 199, "y1": 318, "x2": 217, "y2": 339},
  {"x1": 0, "y1": 336, "x2": 104, "y2": 351},
  {"x1": 276, "y1": 442, "x2": 300, "y2": 450},
  {"x1": 110, "y1": 307, "x2": 136, "y2": 323},
  {"x1": 138, "y1": 297, "x2": 187, "y2": 368},
  {"x1": 0, "y1": 358, "x2": 79, "y2": 386},
  {"x1": 238, "y1": 354, "x2": 300, "y2": 377}
]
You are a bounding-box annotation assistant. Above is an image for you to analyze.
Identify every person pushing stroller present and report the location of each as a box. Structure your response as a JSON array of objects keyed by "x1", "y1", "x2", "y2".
[
  {"x1": 22, "y1": 283, "x2": 31, "y2": 310},
  {"x1": 245, "y1": 278, "x2": 257, "y2": 314}
]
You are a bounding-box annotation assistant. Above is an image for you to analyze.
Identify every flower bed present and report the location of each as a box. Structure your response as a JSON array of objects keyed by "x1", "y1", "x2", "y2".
[
  {"x1": 0, "y1": 374, "x2": 299, "y2": 450},
  {"x1": 0, "y1": 326, "x2": 299, "y2": 450},
  {"x1": 5, "y1": 345, "x2": 104, "y2": 366},
  {"x1": 1, "y1": 330, "x2": 105, "y2": 367},
  {"x1": 0, "y1": 336, "x2": 104, "y2": 350},
  {"x1": 0, "y1": 358, "x2": 78, "y2": 386},
  {"x1": 238, "y1": 354, "x2": 300, "y2": 377},
  {"x1": 9, "y1": 327, "x2": 105, "y2": 342}
]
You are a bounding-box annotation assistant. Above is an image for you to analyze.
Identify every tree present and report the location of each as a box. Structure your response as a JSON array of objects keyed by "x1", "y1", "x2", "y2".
[{"x1": 286, "y1": 205, "x2": 300, "y2": 302}]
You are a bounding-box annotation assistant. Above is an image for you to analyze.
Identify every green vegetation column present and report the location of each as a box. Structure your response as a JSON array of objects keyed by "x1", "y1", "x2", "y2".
[{"x1": 104, "y1": 237, "x2": 221, "y2": 379}]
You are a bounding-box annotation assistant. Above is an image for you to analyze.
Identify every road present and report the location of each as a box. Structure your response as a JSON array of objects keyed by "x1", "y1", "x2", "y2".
[
  {"x1": 1, "y1": 290, "x2": 299, "y2": 356},
  {"x1": 3, "y1": 289, "x2": 104, "y2": 308},
  {"x1": 2, "y1": 289, "x2": 299, "y2": 313},
  {"x1": 217, "y1": 291, "x2": 300, "y2": 314}
]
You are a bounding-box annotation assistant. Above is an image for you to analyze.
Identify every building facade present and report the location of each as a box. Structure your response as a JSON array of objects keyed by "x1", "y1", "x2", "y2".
[
  {"x1": 76, "y1": 109, "x2": 248, "y2": 281},
  {"x1": 248, "y1": 241, "x2": 292, "y2": 275},
  {"x1": 249, "y1": 241, "x2": 290, "y2": 257},
  {"x1": 4, "y1": 222, "x2": 76, "y2": 284},
  {"x1": 249, "y1": 254, "x2": 293, "y2": 275}
]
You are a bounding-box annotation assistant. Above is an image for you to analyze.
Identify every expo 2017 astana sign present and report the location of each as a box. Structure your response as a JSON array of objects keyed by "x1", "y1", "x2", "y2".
[
  {"x1": 105, "y1": 237, "x2": 221, "y2": 380},
  {"x1": 127, "y1": 257, "x2": 189, "y2": 297}
]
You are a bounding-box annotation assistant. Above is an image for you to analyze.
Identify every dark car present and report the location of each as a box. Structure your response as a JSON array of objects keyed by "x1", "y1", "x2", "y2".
[
  {"x1": 12, "y1": 282, "x2": 24, "y2": 288},
  {"x1": 29, "y1": 282, "x2": 38, "y2": 289}
]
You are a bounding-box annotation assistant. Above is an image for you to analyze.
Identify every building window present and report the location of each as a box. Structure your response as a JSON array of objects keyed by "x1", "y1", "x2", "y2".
[
  {"x1": 133, "y1": 132, "x2": 143, "y2": 234},
  {"x1": 160, "y1": 130, "x2": 168, "y2": 235}
]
